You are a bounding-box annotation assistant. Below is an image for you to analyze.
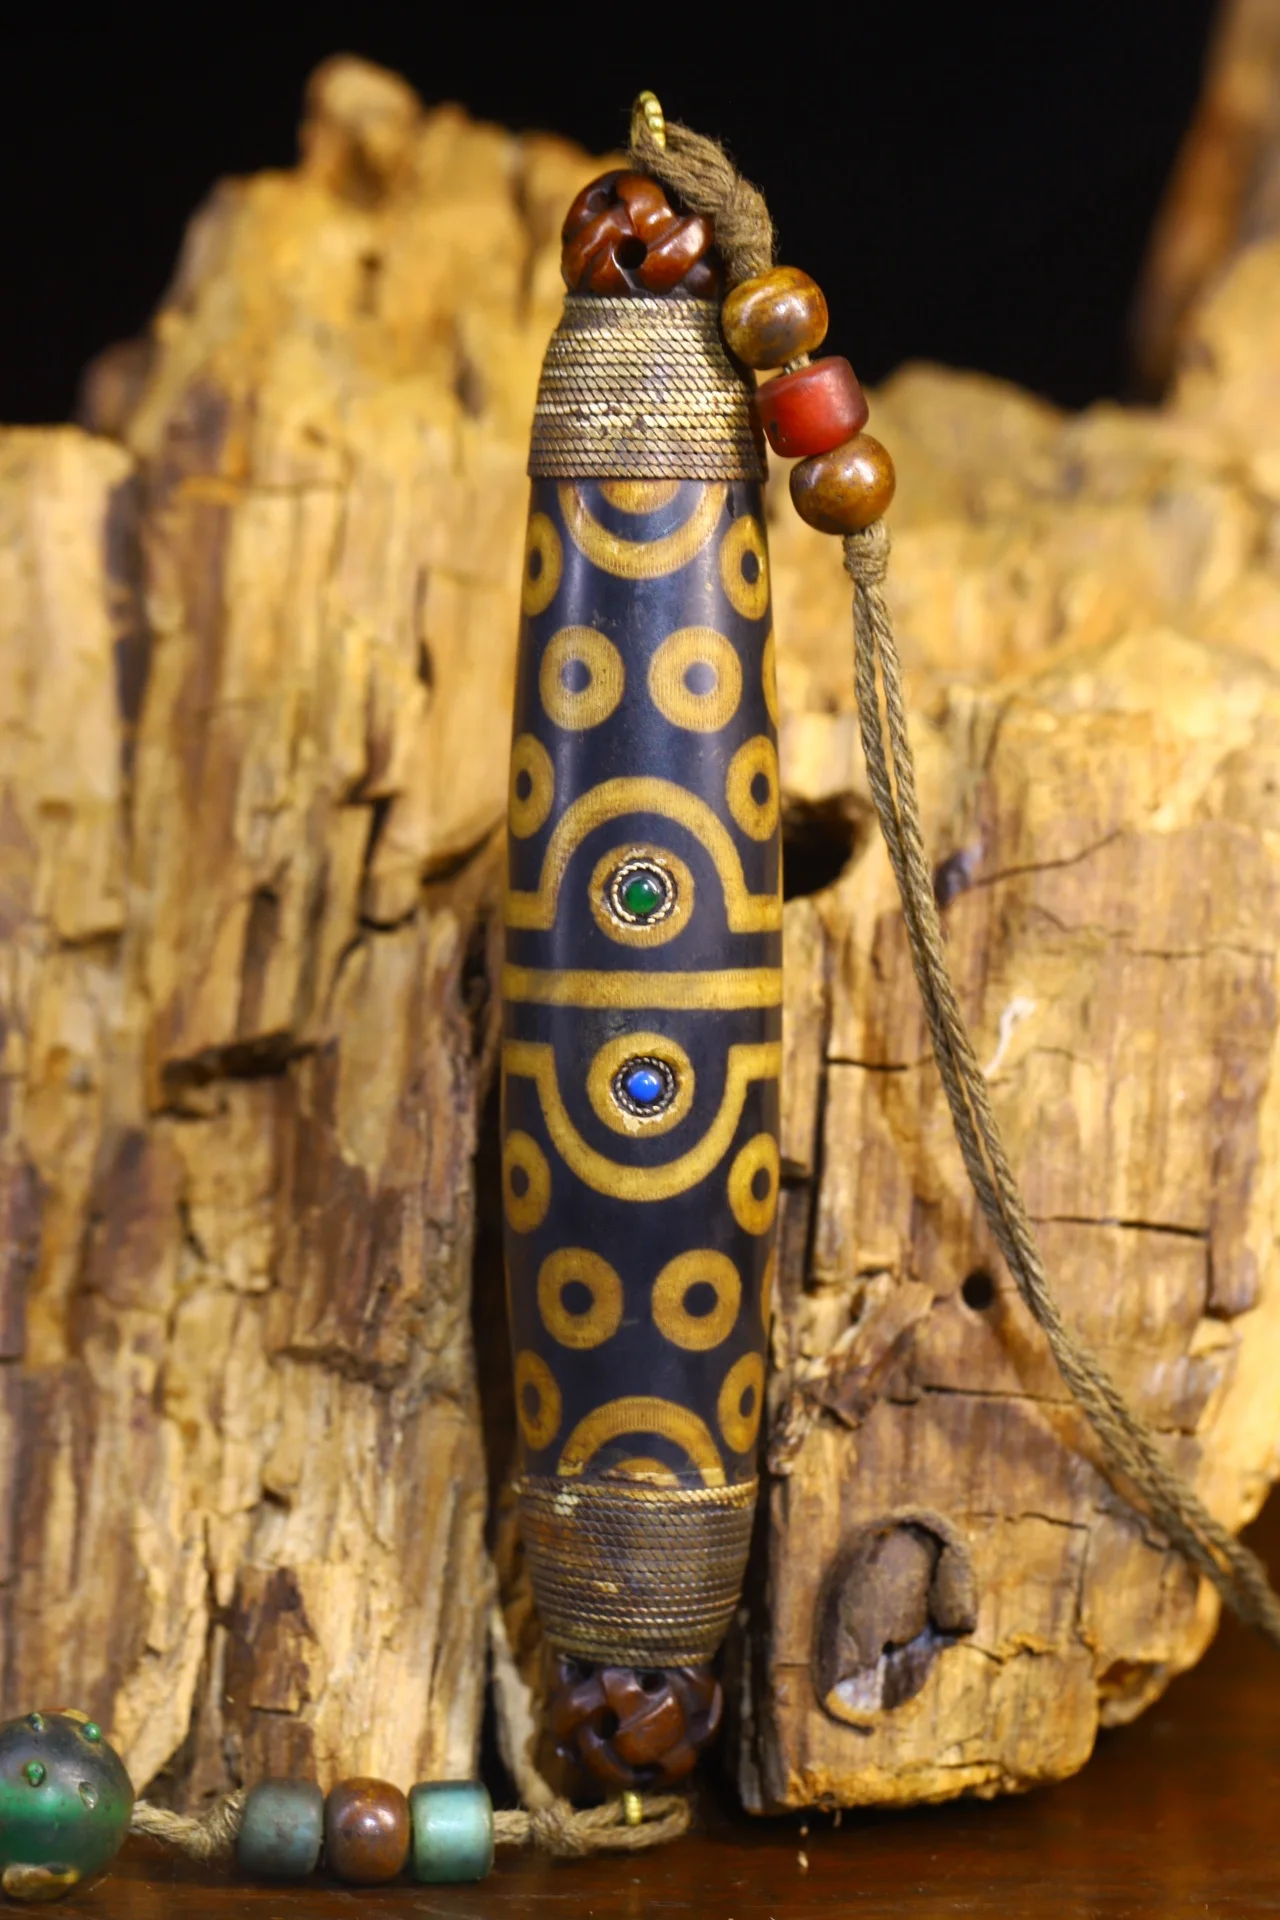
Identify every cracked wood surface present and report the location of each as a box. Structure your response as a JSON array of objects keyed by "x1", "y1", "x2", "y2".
[
  {"x1": 747, "y1": 248, "x2": 1280, "y2": 1805},
  {"x1": 0, "y1": 58, "x2": 601, "y2": 1806},
  {"x1": 4, "y1": 51, "x2": 1280, "y2": 1817}
]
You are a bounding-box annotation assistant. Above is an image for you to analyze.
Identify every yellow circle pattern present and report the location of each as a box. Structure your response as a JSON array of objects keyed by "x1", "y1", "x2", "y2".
[
  {"x1": 726, "y1": 736, "x2": 780, "y2": 841},
  {"x1": 599, "y1": 480, "x2": 681, "y2": 514},
  {"x1": 719, "y1": 515, "x2": 770, "y2": 619},
  {"x1": 515, "y1": 1349, "x2": 562, "y2": 1451},
  {"x1": 648, "y1": 627, "x2": 743, "y2": 733},
  {"x1": 762, "y1": 626, "x2": 779, "y2": 727},
  {"x1": 508, "y1": 733, "x2": 555, "y2": 839},
  {"x1": 728, "y1": 1133, "x2": 780, "y2": 1235},
  {"x1": 538, "y1": 1248, "x2": 624, "y2": 1350},
  {"x1": 558, "y1": 1396, "x2": 725, "y2": 1486},
  {"x1": 560, "y1": 482, "x2": 727, "y2": 579},
  {"x1": 718, "y1": 1352, "x2": 765, "y2": 1454},
  {"x1": 522, "y1": 512, "x2": 562, "y2": 616},
  {"x1": 503, "y1": 1130, "x2": 551, "y2": 1233},
  {"x1": 589, "y1": 845, "x2": 695, "y2": 949},
  {"x1": 539, "y1": 626, "x2": 625, "y2": 731},
  {"x1": 586, "y1": 1030, "x2": 695, "y2": 1139},
  {"x1": 652, "y1": 1251, "x2": 742, "y2": 1351}
]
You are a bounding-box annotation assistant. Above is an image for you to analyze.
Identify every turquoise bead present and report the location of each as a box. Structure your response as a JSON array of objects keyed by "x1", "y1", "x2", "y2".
[
  {"x1": 408, "y1": 1781, "x2": 494, "y2": 1884},
  {"x1": 0, "y1": 1710, "x2": 133, "y2": 1901},
  {"x1": 236, "y1": 1780, "x2": 323, "y2": 1879}
]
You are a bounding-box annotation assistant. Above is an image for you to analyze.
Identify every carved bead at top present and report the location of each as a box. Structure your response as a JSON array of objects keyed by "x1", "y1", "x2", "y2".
[
  {"x1": 721, "y1": 266, "x2": 829, "y2": 369},
  {"x1": 561, "y1": 171, "x2": 722, "y2": 298}
]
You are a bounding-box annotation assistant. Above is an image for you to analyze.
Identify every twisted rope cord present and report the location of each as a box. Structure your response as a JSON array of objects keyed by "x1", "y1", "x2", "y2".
[
  {"x1": 127, "y1": 1584, "x2": 689, "y2": 1864},
  {"x1": 844, "y1": 521, "x2": 1280, "y2": 1648}
]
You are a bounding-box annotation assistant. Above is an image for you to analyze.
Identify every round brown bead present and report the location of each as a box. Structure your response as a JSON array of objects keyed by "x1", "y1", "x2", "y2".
[
  {"x1": 721, "y1": 267, "x2": 828, "y2": 369},
  {"x1": 789, "y1": 433, "x2": 897, "y2": 534},
  {"x1": 324, "y1": 1778, "x2": 410, "y2": 1884}
]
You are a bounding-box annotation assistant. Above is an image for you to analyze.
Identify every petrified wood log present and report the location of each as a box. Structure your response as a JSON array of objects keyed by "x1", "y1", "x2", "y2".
[{"x1": 2, "y1": 53, "x2": 1279, "y2": 1813}]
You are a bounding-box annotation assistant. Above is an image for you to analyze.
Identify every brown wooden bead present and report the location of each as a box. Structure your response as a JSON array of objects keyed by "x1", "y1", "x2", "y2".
[
  {"x1": 722, "y1": 266, "x2": 829, "y2": 369},
  {"x1": 789, "y1": 432, "x2": 897, "y2": 534},
  {"x1": 324, "y1": 1778, "x2": 410, "y2": 1884}
]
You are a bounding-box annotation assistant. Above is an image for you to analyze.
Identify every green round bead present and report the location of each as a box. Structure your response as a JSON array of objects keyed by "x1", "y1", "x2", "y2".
[
  {"x1": 408, "y1": 1781, "x2": 493, "y2": 1885},
  {"x1": 236, "y1": 1779, "x2": 323, "y2": 1880},
  {"x1": 620, "y1": 872, "x2": 664, "y2": 918},
  {"x1": 0, "y1": 1711, "x2": 133, "y2": 1900}
]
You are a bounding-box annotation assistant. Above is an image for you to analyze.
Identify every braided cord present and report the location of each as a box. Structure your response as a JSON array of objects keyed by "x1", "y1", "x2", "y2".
[{"x1": 844, "y1": 521, "x2": 1280, "y2": 1648}]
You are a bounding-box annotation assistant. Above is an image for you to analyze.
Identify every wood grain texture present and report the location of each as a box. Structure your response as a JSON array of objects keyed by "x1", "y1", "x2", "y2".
[
  {"x1": 1132, "y1": 0, "x2": 1280, "y2": 394},
  {"x1": 0, "y1": 57, "x2": 605, "y2": 1807},
  {"x1": 746, "y1": 271, "x2": 1280, "y2": 1803},
  {"x1": 3, "y1": 50, "x2": 1280, "y2": 1816}
]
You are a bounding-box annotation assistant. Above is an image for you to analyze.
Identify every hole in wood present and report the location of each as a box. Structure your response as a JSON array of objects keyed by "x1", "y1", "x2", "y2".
[
  {"x1": 782, "y1": 802, "x2": 857, "y2": 901},
  {"x1": 813, "y1": 1511, "x2": 977, "y2": 1728},
  {"x1": 961, "y1": 1269, "x2": 996, "y2": 1311}
]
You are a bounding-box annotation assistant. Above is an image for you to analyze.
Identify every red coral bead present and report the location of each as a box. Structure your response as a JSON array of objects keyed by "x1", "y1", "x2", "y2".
[{"x1": 754, "y1": 357, "x2": 869, "y2": 459}]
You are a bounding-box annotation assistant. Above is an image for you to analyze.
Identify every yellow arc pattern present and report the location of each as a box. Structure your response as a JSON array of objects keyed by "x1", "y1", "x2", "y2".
[
  {"x1": 559, "y1": 481, "x2": 728, "y2": 578},
  {"x1": 505, "y1": 776, "x2": 781, "y2": 932},
  {"x1": 503, "y1": 1038, "x2": 781, "y2": 1203},
  {"x1": 558, "y1": 1396, "x2": 726, "y2": 1486}
]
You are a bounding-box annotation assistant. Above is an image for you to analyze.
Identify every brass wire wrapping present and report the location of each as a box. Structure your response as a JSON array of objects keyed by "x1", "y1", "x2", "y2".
[
  {"x1": 528, "y1": 297, "x2": 766, "y2": 481},
  {"x1": 517, "y1": 1476, "x2": 758, "y2": 1665}
]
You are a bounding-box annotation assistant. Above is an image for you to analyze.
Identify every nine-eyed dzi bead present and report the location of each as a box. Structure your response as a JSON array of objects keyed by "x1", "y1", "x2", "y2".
[
  {"x1": 722, "y1": 266, "x2": 828, "y2": 369},
  {"x1": 755, "y1": 356, "x2": 868, "y2": 458},
  {"x1": 789, "y1": 432, "x2": 897, "y2": 533}
]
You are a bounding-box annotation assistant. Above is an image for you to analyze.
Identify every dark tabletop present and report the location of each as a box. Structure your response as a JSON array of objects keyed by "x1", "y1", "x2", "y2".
[{"x1": 85, "y1": 1499, "x2": 1280, "y2": 1919}]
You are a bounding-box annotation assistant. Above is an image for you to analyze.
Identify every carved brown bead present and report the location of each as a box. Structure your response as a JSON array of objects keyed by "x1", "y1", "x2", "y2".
[
  {"x1": 324, "y1": 1778, "x2": 410, "y2": 1884},
  {"x1": 547, "y1": 1659, "x2": 723, "y2": 1790},
  {"x1": 561, "y1": 171, "x2": 722, "y2": 299},
  {"x1": 722, "y1": 266, "x2": 829, "y2": 369},
  {"x1": 789, "y1": 432, "x2": 897, "y2": 534}
]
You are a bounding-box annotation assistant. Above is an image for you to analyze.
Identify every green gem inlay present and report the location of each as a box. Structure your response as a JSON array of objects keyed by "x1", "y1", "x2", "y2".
[
  {"x1": 24, "y1": 1762, "x2": 46, "y2": 1787},
  {"x1": 26, "y1": 1715, "x2": 44, "y2": 1735},
  {"x1": 620, "y1": 873, "x2": 664, "y2": 918},
  {"x1": 81, "y1": 1724, "x2": 101, "y2": 1744}
]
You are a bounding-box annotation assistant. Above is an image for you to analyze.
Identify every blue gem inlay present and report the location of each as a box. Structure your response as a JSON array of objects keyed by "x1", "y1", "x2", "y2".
[{"x1": 623, "y1": 1065, "x2": 665, "y2": 1107}]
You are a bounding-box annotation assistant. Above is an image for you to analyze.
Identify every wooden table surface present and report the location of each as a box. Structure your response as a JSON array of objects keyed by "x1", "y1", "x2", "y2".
[{"x1": 79, "y1": 1500, "x2": 1280, "y2": 1919}]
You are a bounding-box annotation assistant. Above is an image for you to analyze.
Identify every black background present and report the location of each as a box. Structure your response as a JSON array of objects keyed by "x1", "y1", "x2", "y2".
[{"x1": 4, "y1": 5, "x2": 1217, "y2": 424}]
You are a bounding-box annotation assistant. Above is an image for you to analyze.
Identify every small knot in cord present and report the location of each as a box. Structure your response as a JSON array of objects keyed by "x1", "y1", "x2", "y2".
[
  {"x1": 530, "y1": 1800, "x2": 594, "y2": 1858},
  {"x1": 843, "y1": 519, "x2": 891, "y2": 589},
  {"x1": 627, "y1": 108, "x2": 773, "y2": 287}
]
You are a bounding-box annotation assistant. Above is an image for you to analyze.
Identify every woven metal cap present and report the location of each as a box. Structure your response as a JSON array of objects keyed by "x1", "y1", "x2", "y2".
[
  {"x1": 528, "y1": 296, "x2": 766, "y2": 483},
  {"x1": 517, "y1": 1474, "x2": 758, "y2": 1666}
]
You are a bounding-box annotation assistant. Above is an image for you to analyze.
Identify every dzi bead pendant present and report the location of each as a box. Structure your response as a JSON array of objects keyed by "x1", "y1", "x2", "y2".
[{"x1": 503, "y1": 163, "x2": 780, "y2": 1786}]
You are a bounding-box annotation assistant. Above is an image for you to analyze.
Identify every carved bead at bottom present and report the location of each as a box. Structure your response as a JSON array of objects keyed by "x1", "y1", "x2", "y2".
[{"x1": 547, "y1": 1659, "x2": 723, "y2": 1790}]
